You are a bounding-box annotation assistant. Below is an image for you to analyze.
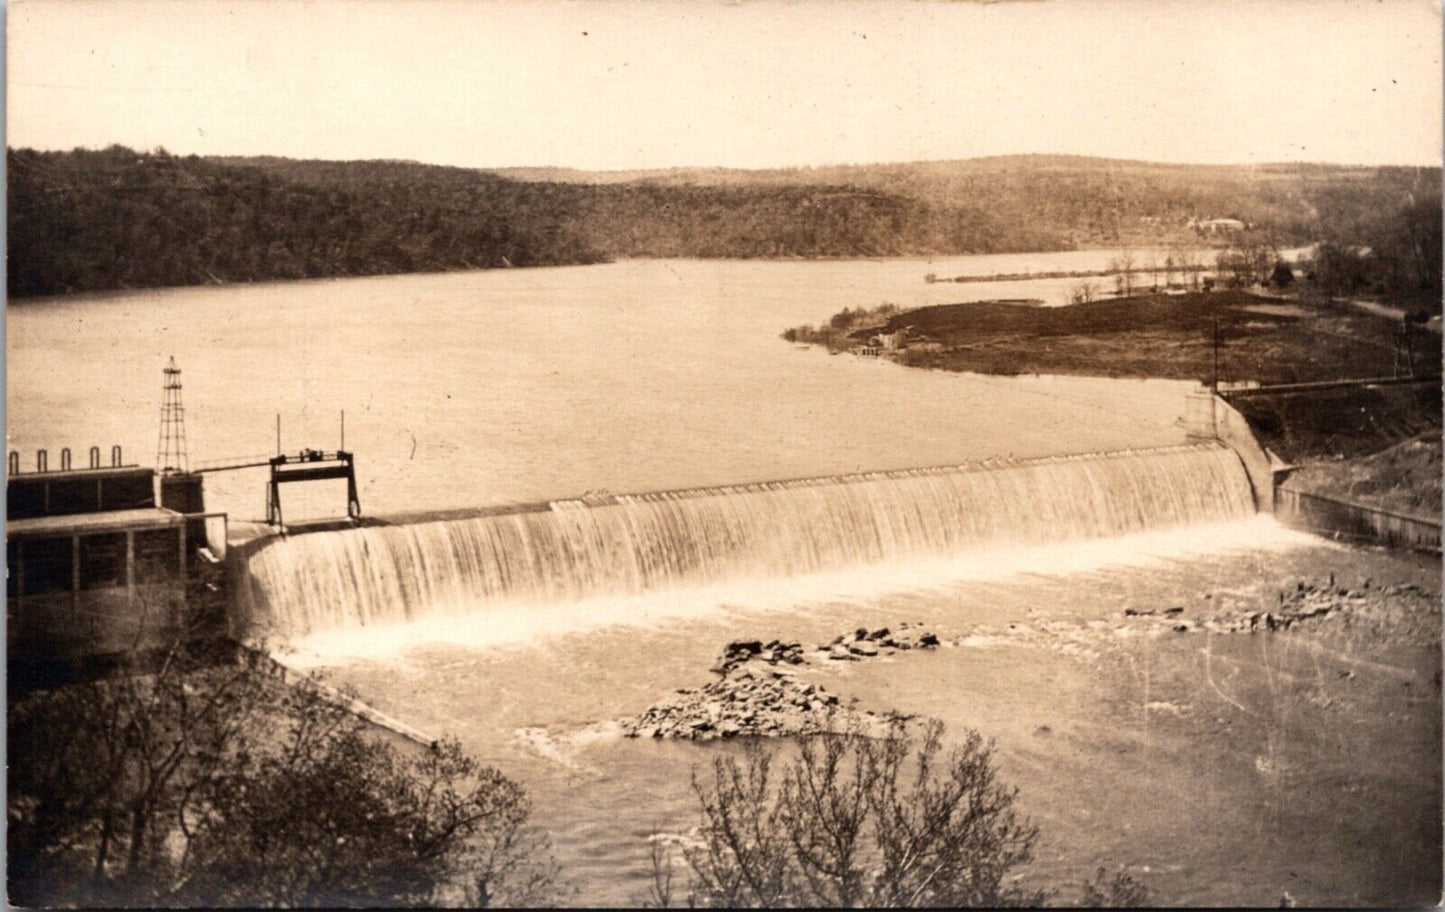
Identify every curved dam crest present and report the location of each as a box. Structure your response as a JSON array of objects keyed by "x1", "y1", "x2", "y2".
[{"x1": 238, "y1": 443, "x2": 1256, "y2": 640}]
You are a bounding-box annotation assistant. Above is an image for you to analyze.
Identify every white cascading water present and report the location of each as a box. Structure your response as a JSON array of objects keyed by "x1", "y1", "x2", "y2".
[{"x1": 238, "y1": 443, "x2": 1256, "y2": 639}]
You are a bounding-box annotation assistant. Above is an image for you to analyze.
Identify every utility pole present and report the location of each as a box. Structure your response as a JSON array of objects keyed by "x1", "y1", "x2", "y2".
[{"x1": 1211, "y1": 318, "x2": 1220, "y2": 392}]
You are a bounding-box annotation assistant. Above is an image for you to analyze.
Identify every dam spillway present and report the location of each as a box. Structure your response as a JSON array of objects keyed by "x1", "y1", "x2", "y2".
[{"x1": 237, "y1": 443, "x2": 1256, "y2": 639}]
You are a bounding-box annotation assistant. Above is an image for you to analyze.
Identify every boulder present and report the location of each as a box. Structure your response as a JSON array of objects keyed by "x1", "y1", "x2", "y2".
[
  {"x1": 849, "y1": 641, "x2": 879, "y2": 657},
  {"x1": 917, "y1": 633, "x2": 940, "y2": 647}
]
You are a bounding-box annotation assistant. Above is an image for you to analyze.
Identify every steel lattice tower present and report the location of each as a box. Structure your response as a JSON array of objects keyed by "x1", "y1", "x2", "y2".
[{"x1": 156, "y1": 357, "x2": 189, "y2": 474}]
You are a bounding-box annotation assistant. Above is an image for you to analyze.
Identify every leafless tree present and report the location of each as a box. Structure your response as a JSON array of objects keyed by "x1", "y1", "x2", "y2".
[
  {"x1": 638, "y1": 830, "x2": 679, "y2": 909},
  {"x1": 666, "y1": 718, "x2": 1047, "y2": 908},
  {"x1": 1112, "y1": 248, "x2": 1136, "y2": 296},
  {"x1": 1081, "y1": 866, "x2": 1152, "y2": 908},
  {"x1": 8, "y1": 634, "x2": 559, "y2": 908},
  {"x1": 1171, "y1": 245, "x2": 1203, "y2": 290},
  {"x1": 1069, "y1": 280, "x2": 1100, "y2": 305}
]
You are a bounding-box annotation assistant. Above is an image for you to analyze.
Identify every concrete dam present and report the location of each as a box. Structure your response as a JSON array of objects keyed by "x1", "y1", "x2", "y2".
[{"x1": 236, "y1": 442, "x2": 1257, "y2": 640}]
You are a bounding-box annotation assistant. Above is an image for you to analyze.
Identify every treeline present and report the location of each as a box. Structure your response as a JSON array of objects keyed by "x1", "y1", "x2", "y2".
[
  {"x1": 1308, "y1": 187, "x2": 1443, "y2": 301},
  {"x1": 501, "y1": 154, "x2": 1443, "y2": 251},
  {"x1": 7, "y1": 147, "x2": 607, "y2": 298},
  {"x1": 7, "y1": 147, "x2": 1055, "y2": 297},
  {"x1": 8, "y1": 146, "x2": 1441, "y2": 298},
  {"x1": 217, "y1": 156, "x2": 1062, "y2": 261},
  {"x1": 781, "y1": 302, "x2": 902, "y2": 350}
]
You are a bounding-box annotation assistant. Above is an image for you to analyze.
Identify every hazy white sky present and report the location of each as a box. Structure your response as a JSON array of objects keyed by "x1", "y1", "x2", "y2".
[{"x1": 7, "y1": 0, "x2": 1442, "y2": 170}]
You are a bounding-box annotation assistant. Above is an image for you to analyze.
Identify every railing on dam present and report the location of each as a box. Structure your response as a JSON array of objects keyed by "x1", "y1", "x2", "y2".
[
  {"x1": 547, "y1": 442, "x2": 1230, "y2": 511},
  {"x1": 1219, "y1": 375, "x2": 1442, "y2": 400}
]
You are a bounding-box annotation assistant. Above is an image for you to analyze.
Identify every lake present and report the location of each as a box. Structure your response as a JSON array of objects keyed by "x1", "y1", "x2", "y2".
[{"x1": 8, "y1": 250, "x2": 1194, "y2": 522}]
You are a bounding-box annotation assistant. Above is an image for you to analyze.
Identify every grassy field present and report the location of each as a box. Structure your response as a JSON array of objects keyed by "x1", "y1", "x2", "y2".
[
  {"x1": 1229, "y1": 385, "x2": 1442, "y2": 463},
  {"x1": 800, "y1": 290, "x2": 1442, "y2": 515},
  {"x1": 867, "y1": 291, "x2": 1424, "y2": 385}
]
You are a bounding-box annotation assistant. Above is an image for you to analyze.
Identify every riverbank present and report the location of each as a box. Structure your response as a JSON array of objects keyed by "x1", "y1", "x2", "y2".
[
  {"x1": 1227, "y1": 383, "x2": 1441, "y2": 463},
  {"x1": 1283, "y1": 434, "x2": 1441, "y2": 520},
  {"x1": 788, "y1": 291, "x2": 1441, "y2": 540},
  {"x1": 857, "y1": 290, "x2": 1412, "y2": 385}
]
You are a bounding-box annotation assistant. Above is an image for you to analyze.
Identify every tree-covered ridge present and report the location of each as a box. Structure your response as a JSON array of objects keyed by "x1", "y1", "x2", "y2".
[
  {"x1": 198, "y1": 154, "x2": 1065, "y2": 258},
  {"x1": 8, "y1": 146, "x2": 1440, "y2": 298},
  {"x1": 7, "y1": 147, "x2": 607, "y2": 298}
]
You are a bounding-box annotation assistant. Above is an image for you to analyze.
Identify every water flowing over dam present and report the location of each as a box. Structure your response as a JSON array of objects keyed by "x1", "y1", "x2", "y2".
[{"x1": 238, "y1": 443, "x2": 1255, "y2": 639}]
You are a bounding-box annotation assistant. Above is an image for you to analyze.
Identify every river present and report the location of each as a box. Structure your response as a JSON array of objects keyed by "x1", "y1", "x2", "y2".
[{"x1": 7, "y1": 252, "x2": 1437, "y2": 906}]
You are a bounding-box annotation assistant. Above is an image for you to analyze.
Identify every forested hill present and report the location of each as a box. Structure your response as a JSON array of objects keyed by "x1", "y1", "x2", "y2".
[
  {"x1": 7, "y1": 149, "x2": 607, "y2": 298},
  {"x1": 8, "y1": 146, "x2": 1439, "y2": 298}
]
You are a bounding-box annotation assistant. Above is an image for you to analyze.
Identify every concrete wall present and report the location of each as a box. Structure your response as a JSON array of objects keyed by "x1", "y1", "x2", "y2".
[
  {"x1": 1275, "y1": 484, "x2": 1442, "y2": 553},
  {"x1": 1185, "y1": 390, "x2": 1274, "y2": 513},
  {"x1": 8, "y1": 582, "x2": 186, "y2": 660}
]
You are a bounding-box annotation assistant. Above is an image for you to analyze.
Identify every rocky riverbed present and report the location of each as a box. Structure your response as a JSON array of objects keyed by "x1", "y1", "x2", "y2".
[
  {"x1": 619, "y1": 579, "x2": 1439, "y2": 743},
  {"x1": 620, "y1": 624, "x2": 942, "y2": 740},
  {"x1": 1123, "y1": 578, "x2": 1438, "y2": 638}
]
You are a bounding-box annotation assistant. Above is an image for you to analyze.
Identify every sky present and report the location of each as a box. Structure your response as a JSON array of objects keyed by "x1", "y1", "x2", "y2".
[{"x1": 6, "y1": 0, "x2": 1442, "y2": 171}]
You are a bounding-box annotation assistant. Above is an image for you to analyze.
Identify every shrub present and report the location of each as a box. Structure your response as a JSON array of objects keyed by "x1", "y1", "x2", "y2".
[
  {"x1": 1080, "y1": 866, "x2": 1151, "y2": 908},
  {"x1": 649, "y1": 718, "x2": 1046, "y2": 908},
  {"x1": 1270, "y1": 260, "x2": 1294, "y2": 288},
  {"x1": 782, "y1": 303, "x2": 908, "y2": 352},
  {"x1": 7, "y1": 642, "x2": 557, "y2": 907}
]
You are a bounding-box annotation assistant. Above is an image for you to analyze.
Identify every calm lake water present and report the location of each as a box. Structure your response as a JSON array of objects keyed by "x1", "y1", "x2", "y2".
[{"x1": 8, "y1": 251, "x2": 1193, "y2": 522}]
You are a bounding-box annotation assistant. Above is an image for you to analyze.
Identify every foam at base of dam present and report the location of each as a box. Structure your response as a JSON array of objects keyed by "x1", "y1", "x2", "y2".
[{"x1": 237, "y1": 443, "x2": 1256, "y2": 639}]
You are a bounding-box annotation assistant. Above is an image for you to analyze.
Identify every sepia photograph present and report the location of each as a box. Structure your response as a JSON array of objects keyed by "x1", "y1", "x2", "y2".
[{"x1": 5, "y1": 0, "x2": 1442, "y2": 906}]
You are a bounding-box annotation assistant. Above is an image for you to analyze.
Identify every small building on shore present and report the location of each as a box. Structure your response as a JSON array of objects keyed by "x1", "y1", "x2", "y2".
[
  {"x1": 1194, "y1": 217, "x2": 1247, "y2": 235},
  {"x1": 870, "y1": 328, "x2": 909, "y2": 350},
  {"x1": 7, "y1": 451, "x2": 227, "y2": 678}
]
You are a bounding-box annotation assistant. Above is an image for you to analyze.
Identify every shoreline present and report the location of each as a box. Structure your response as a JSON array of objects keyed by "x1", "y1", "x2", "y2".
[
  {"x1": 5, "y1": 246, "x2": 1210, "y2": 305},
  {"x1": 787, "y1": 290, "x2": 1443, "y2": 533}
]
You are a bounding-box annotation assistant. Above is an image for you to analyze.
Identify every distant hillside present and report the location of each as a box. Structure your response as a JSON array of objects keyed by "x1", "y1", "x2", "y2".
[
  {"x1": 492, "y1": 155, "x2": 1429, "y2": 244},
  {"x1": 7, "y1": 148, "x2": 606, "y2": 298},
  {"x1": 8, "y1": 146, "x2": 1439, "y2": 298}
]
